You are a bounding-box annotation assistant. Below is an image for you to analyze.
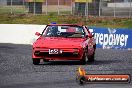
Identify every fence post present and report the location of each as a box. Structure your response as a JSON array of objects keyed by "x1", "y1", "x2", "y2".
[
  {"x1": 86, "y1": 0, "x2": 88, "y2": 16},
  {"x1": 33, "y1": 0, "x2": 36, "y2": 15},
  {"x1": 71, "y1": 0, "x2": 73, "y2": 15},
  {"x1": 46, "y1": 0, "x2": 48, "y2": 15},
  {"x1": 11, "y1": 0, "x2": 13, "y2": 14},
  {"x1": 58, "y1": 0, "x2": 60, "y2": 15},
  {"x1": 85, "y1": 1, "x2": 87, "y2": 16},
  {"x1": 23, "y1": 0, "x2": 25, "y2": 14},
  {"x1": 99, "y1": 0, "x2": 101, "y2": 16},
  {"x1": 114, "y1": 1, "x2": 116, "y2": 17},
  {"x1": 129, "y1": 1, "x2": 132, "y2": 18}
]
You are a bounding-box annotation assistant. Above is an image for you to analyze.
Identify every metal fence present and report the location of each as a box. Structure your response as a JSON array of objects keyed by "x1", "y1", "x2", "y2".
[{"x1": 0, "y1": 0, "x2": 131, "y2": 18}]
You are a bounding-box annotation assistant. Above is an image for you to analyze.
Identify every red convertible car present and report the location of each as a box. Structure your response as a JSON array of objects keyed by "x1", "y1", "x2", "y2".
[{"x1": 32, "y1": 24, "x2": 96, "y2": 65}]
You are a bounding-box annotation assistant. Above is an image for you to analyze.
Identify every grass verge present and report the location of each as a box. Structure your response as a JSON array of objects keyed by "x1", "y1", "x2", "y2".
[{"x1": 0, "y1": 13, "x2": 131, "y2": 28}]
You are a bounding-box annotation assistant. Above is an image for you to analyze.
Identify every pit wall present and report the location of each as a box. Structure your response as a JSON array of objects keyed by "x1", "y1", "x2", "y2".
[
  {"x1": 0, "y1": 24, "x2": 132, "y2": 50},
  {"x1": 0, "y1": 24, "x2": 45, "y2": 44}
]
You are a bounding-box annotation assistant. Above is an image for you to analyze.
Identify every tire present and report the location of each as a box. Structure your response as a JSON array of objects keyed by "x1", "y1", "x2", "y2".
[
  {"x1": 88, "y1": 44, "x2": 96, "y2": 62},
  {"x1": 88, "y1": 54, "x2": 95, "y2": 62},
  {"x1": 80, "y1": 49, "x2": 88, "y2": 65},
  {"x1": 88, "y1": 50, "x2": 95, "y2": 62},
  {"x1": 32, "y1": 58, "x2": 40, "y2": 65},
  {"x1": 93, "y1": 44, "x2": 96, "y2": 50}
]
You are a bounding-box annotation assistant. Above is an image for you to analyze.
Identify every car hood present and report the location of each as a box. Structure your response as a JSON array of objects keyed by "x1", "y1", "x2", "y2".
[{"x1": 34, "y1": 37, "x2": 85, "y2": 48}]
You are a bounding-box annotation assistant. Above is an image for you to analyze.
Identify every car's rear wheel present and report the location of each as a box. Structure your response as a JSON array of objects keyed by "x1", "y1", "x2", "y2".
[{"x1": 32, "y1": 58, "x2": 40, "y2": 65}]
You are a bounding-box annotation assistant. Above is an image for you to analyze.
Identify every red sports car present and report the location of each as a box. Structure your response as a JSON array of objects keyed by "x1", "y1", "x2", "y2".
[{"x1": 32, "y1": 24, "x2": 96, "y2": 65}]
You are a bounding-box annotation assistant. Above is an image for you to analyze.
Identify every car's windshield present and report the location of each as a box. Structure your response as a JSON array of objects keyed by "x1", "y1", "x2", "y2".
[{"x1": 43, "y1": 25, "x2": 85, "y2": 38}]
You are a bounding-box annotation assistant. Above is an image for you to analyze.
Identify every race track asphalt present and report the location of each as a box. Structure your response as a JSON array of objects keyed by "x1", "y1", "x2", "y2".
[{"x1": 0, "y1": 43, "x2": 132, "y2": 88}]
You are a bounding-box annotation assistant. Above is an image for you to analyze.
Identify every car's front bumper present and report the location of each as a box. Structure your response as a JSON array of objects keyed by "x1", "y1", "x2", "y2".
[{"x1": 32, "y1": 48, "x2": 84, "y2": 60}]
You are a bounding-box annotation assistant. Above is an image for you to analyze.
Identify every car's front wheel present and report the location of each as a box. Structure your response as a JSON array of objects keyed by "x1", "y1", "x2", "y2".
[
  {"x1": 80, "y1": 49, "x2": 88, "y2": 64},
  {"x1": 88, "y1": 53, "x2": 95, "y2": 62},
  {"x1": 32, "y1": 58, "x2": 40, "y2": 65},
  {"x1": 88, "y1": 48, "x2": 95, "y2": 62}
]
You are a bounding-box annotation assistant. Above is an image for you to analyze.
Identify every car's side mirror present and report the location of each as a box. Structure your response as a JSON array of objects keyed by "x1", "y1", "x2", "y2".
[
  {"x1": 35, "y1": 32, "x2": 41, "y2": 36},
  {"x1": 85, "y1": 35, "x2": 88, "y2": 38},
  {"x1": 86, "y1": 34, "x2": 94, "y2": 38},
  {"x1": 88, "y1": 34, "x2": 94, "y2": 38},
  {"x1": 89, "y1": 34, "x2": 94, "y2": 38}
]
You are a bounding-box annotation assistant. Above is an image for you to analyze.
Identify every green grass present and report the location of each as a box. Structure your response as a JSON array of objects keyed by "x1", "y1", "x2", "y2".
[
  {"x1": 0, "y1": 6, "x2": 26, "y2": 14},
  {"x1": 0, "y1": 13, "x2": 131, "y2": 28}
]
